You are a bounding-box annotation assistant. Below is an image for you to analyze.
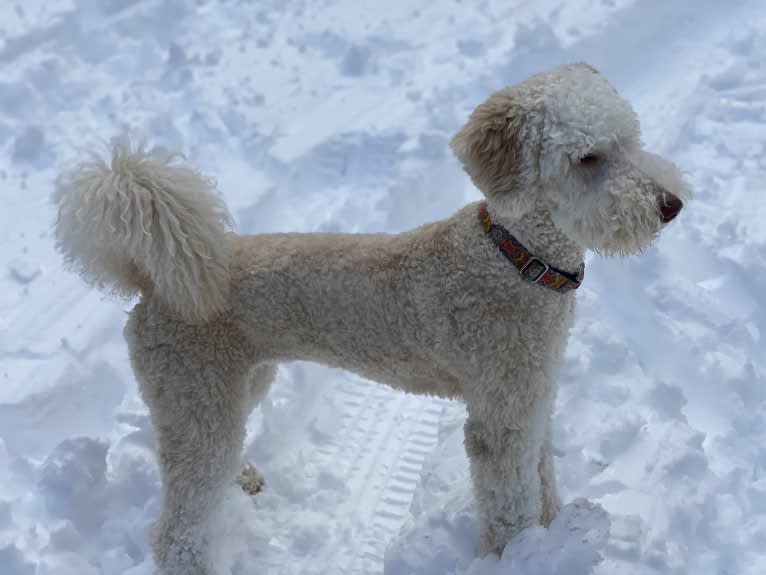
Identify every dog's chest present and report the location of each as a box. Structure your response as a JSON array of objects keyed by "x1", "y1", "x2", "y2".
[{"x1": 448, "y1": 275, "x2": 577, "y2": 370}]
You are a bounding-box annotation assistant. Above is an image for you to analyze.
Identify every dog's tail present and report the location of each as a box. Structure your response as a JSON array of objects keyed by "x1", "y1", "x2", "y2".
[{"x1": 53, "y1": 137, "x2": 232, "y2": 322}]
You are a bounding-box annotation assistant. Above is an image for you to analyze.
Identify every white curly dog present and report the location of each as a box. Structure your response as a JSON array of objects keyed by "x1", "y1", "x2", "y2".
[{"x1": 54, "y1": 63, "x2": 689, "y2": 573}]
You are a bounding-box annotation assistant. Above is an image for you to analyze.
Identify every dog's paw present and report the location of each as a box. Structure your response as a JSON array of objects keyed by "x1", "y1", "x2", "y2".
[
  {"x1": 236, "y1": 462, "x2": 265, "y2": 496},
  {"x1": 541, "y1": 497, "x2": 561, "y2": 527},
  {"x1": 541, "y1": 482, "x2": 562, "y2": 527}
]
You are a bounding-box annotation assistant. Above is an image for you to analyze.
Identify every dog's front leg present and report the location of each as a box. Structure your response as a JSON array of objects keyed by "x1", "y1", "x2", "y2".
[
  {"x1": 539, "y1": 415, "x2": 561, "y2": 526},
  {"x1": 462, "y1": 385, "x2": 552, "y2": 556}
]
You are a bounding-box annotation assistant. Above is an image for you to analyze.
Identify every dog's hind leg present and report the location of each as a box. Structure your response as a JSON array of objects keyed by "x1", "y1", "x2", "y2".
[
  {"x1": 237, "y1": 363, "x2": 277, "y2": 495},
  {"x1": 125, "y1": 302, "x2": 254, "y2": 575}
]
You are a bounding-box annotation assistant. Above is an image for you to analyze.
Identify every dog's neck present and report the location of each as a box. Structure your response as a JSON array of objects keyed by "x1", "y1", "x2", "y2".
[{"x1": 485, "y1": 201, "x2": 585, "y2": 276}]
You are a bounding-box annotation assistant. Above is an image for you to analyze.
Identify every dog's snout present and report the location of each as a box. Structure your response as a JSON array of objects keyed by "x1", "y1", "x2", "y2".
[{"x1": 657, "y1": 190, "x2": 683, "y2": 223}]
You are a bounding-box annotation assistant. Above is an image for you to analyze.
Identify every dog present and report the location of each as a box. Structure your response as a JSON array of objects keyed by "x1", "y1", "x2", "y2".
[{"x1": 53, "y1": 63, "x2": 690, "y2": 573}]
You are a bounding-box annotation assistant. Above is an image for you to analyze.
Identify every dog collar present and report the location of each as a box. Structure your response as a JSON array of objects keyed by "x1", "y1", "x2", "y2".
[{"x1": 478, "y1": 203, "x2": 584, "y2": 293}]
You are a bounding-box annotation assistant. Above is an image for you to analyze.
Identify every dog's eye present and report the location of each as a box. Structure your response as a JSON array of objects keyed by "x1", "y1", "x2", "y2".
[{"x1": 579, "y1": 153, "x2": 600, "y2": 166}]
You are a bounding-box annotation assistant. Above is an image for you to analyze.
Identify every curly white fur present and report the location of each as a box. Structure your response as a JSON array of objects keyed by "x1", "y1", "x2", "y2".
[
  {"x1": 53, "y1": 64, "x2": 690, "y2": 573},
  {"x1": 54, "y1": 138, "x2": 232, "y2": 322}
]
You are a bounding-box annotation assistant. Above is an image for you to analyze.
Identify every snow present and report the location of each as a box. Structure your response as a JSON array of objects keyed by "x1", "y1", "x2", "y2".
[{"x1": 1, "y1": 0, "x2": 765, "y2": 573}]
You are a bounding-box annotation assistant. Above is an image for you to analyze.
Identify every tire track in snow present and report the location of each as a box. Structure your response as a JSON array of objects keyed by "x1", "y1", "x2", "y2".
[
  {"x1": 299, "y1": 375, "x2": 450, "y2": 574},
  {"x1": 344, "y1": 398, "x2": 446, "y2": 574}
]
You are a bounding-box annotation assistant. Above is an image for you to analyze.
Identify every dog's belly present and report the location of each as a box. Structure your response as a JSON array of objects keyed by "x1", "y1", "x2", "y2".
[
  {"x1": 307, "y1": 352, "x2": 461, "y2": 398},
  {"x1": 244, "y1": 309, "x2": 462, "y2": 398}
]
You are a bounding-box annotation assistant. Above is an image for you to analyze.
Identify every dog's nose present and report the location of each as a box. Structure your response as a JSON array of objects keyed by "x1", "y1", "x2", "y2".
[{"x1": 657, "y1": 191, "x2": 683, "y2": 223}]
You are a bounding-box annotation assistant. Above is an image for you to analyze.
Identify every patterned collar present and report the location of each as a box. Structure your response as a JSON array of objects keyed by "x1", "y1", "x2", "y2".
[{"x1": 478, "y1": 203, "x2": 584, "y2": 293}]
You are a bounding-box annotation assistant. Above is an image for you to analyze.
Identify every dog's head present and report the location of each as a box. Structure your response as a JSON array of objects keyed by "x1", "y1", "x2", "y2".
[{"x1": 451, "y1": 63, "x2": 691, "y2": 256}]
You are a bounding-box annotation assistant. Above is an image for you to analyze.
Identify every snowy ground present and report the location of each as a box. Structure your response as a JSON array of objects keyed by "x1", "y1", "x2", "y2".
[{"x1": 1, "y1": 0, "x2": 765, "y2": 573}]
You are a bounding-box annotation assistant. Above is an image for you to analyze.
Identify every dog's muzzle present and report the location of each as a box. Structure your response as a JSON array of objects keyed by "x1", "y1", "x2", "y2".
[{"x1": 657, "y1": 190, "x2": 683, "y2": 223}]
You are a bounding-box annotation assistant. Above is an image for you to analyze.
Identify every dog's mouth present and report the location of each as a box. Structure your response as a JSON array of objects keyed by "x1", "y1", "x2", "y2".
[{"x1": 657, "y1": 190, "x2": 683, "y2": 223}]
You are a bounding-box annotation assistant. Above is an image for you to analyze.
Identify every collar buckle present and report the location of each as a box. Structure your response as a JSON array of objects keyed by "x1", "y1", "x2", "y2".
[
  {"x1": 478, "y1": 202, "x2": 583, "y2": 293},
  {"x1": 519, "y1": 257, "x2": 549, "y2": 283}
]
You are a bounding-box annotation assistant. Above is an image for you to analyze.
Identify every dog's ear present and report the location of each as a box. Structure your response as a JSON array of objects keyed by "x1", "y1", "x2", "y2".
[{"x1": 450, "y1": 89, "x2": 540, "y2": 218}]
